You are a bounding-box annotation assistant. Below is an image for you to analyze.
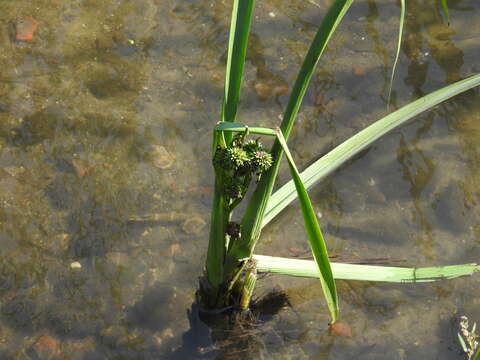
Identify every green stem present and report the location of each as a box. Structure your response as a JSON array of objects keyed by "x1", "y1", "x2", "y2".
[{"x1": 205, "y1": 172, "x2": 229, "y2": 306}]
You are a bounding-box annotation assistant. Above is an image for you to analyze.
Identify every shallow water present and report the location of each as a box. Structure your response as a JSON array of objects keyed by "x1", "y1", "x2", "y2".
[{"x1": 0, "y1": 0, "x2": 479, "y2": 359}]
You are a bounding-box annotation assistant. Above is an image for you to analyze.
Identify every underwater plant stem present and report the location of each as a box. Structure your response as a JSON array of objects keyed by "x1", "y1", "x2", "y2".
[
  {"x1": 205, "y1": 173, "x2": 230, "y2": 306},
  {"x1": 239, "y1": 263, "x2": 257, "y2": 311}
]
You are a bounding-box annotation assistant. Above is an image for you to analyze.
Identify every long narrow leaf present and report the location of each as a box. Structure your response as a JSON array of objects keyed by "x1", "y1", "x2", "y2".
[
  {"x1": 206, "y1": 0, "x2": 255, "y2": 296},
  {"x1": 473, "y1": 344, "x2": 480, "y2": 360},
  {"x1": 440, "y1": 0, "x2": 450, "y2": 25},
  {"x1": 275, "y1": 129, "x2": 339, "y2": 323},
  {"x1": 264, "y1": 73, "x2": 480, "y2": 227},
  {"x1": 387, "y1": 0, "x2": 405, "y2": 107},
  {"x1": 214, "y1": 122, "x2": 277, "y2": 137},
  {"x1": 222, "y1": 0, "x2": 255, "y2": 145},
  {"x1": 229, "y1": 0, "x2": 354, "y2": 263},
  {"x1": 253, "y1": 255, "x2": 480, "y2": 282}
]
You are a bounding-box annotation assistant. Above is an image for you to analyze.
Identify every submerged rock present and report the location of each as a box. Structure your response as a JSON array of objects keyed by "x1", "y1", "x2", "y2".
[{"x1": 329, "y1": 321, "x2": 353, "y2": 338}]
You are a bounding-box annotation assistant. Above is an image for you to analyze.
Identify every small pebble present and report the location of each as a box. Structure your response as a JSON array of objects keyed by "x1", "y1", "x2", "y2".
[
  {"x1": 15, "y1": 16, "x2": 39, "y2": 42},
  {"x1": 70, "y1": 261, "x2": 82, "y2": 269},
  {"x1": 329, "y1": 321, "x2": 352, "y2": 338},
  {"x1": 268, "y1": 12, "x2": 276, "y2": 18}
]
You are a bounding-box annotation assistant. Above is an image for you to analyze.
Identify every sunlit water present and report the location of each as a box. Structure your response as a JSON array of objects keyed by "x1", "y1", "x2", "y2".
[{"x1": 0, "y1": 0, "x2": 479, "y2": 359}]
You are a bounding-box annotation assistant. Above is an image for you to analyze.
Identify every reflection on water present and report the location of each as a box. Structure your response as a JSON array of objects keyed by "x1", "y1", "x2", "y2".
[{"x1": 0, "y1": 0, "x2": 479, "y2": 358}]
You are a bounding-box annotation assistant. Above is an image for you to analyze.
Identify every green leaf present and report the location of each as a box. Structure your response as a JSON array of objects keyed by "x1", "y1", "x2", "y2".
[
  {"x1": 214, "y1": 122, "x2": 277, "y2": 137},
  {"x1": 275, "y1": 129, "x2": 339, "y2": 323},
  {"x1": 264, "y1": 73, "x2": 480, "y2": 227},
  {"x1": 228, "y1": 0, "x2": 354, "y2": 263},
  {"x1": 473, "y1": 344, "x2": 480, "y2": 360},
  {"x1": 276, "y1": 0, "x2": 354, "y2": 141},
  {"x1": 253, "y1": 255, "x2": 480, "y2": 282},
  {"x1": 458, "y1": 332, "x2": 468, "y2": 353},
  {"x1": 387, "y1": 0, "x2": 405, "y2": 107},
  {"x1": 221, "y1": 0, "x2": 255, "y2": 144},
  {"x1": 205, "y1": 0, "x2": 255, "y2": 302},
  {"x1": 440, "y1": 0, "x2": 450, "y2": 25}
]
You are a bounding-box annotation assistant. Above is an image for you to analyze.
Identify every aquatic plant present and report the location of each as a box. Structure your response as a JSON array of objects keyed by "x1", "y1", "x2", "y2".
[
  {"x1": 458, "y1": 315, "x2": 480, "y2": 360},
  {"x1": 199, "y1": 0, "x2": 480, "y2": 326}
]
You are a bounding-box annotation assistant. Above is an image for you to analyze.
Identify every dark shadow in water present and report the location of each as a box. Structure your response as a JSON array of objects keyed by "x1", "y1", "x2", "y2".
[
  {"x1": 433, "y1": 313, "x2": 468, "y2": 360},
  {"x1": 149, "y1": 289, "x2": 293, "y2": 360}
]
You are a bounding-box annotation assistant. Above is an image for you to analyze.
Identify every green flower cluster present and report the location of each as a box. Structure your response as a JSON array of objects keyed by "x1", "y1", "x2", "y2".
[{"x1": 213, "y1": 137, "x2": 273, "y2": 203}]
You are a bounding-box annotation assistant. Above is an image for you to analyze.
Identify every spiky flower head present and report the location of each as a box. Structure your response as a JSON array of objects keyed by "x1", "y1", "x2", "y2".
[
  {"x1": 251, "y1": 151, "x2": 273, "y2": 174},
  {"x1": 223, "y1": 177, "x2": 244, "y2": 200},
  {"x1": 227, "y1": 147, "x2": 249, "y2": 171},
  {"x1": 213, "y1": 146, "x2": 249, "y2": 172},
  {"x1": 213, "y1": 147, "x2": 228, "y2": 170},
  {"x1": 243, "y1": 139, "x2": 263, "y2": 155}
]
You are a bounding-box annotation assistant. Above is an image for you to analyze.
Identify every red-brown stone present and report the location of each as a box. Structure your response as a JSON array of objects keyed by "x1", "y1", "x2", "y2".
[{"x1": 15, "y1": 16, "x2": 39, "y2": 41}]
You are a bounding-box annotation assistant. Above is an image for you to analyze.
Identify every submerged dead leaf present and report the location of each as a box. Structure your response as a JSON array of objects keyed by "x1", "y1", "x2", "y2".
[
  {"x1": 329, "y1": 321, "x2": 352, "y2": 338},
  {"x1": 72, "y1": 159, "x2": 89, "y2": 178}
]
